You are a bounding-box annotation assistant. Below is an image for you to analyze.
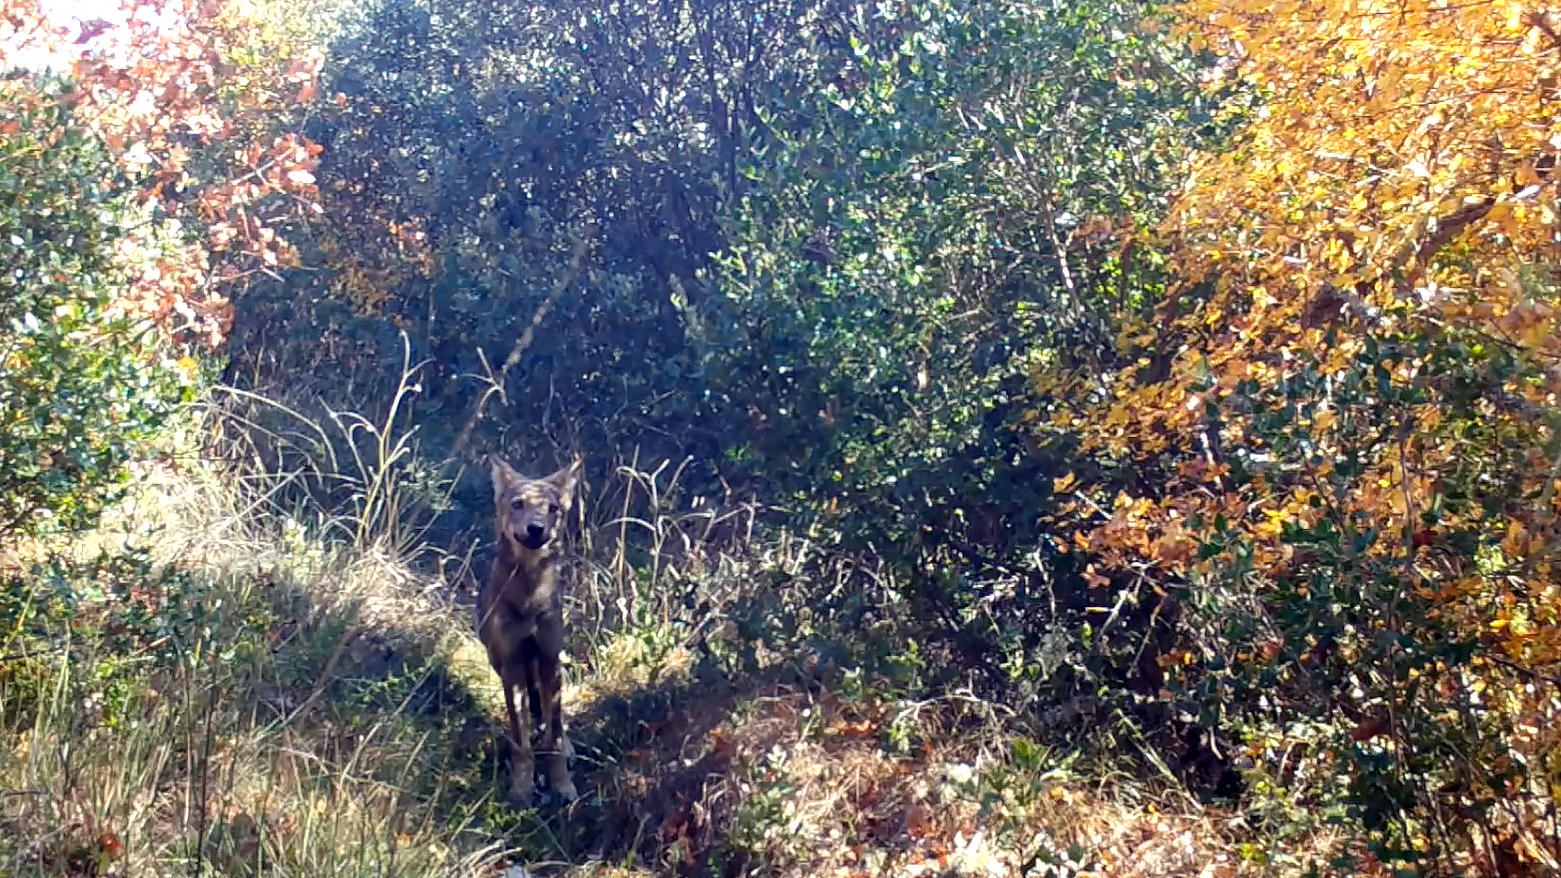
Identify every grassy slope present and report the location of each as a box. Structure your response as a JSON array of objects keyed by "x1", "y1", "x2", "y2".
[{"x1": 0, "y1": 438, "x2": 1370, "y2": 878}]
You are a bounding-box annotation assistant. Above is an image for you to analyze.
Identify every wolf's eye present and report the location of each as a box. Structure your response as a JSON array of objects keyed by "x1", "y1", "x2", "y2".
[
  {"x1": 510, "y1": 498, "x2": 525, "y2": 510},
  {"x1": 549, "y1": 503, "x2": 560, "y2": 515}
]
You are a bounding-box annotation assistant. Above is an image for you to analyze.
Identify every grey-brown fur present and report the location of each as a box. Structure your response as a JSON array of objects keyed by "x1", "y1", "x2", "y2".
[{"x1": 476, "y1": 453, "x2": 582, "y2": 807}]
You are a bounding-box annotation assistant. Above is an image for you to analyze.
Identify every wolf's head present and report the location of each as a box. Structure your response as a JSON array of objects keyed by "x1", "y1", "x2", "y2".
[{"x1": 489, "y1": 454, "x2": 582, "y2": 554}]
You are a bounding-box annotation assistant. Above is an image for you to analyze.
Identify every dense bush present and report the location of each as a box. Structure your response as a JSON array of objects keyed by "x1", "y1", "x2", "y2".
[
  {"x1": 225, "y1": 0, "x2": 839, "y2": 489},
  {"x1": 222, "y1": 0, "x2": 1220, "y2": 704},
  {"x1": 0, "y1": 81, "x2": 190, "y2": 541},
  {"x1": 702, "y1": 0, "x2": 1221, "y2": 698}
]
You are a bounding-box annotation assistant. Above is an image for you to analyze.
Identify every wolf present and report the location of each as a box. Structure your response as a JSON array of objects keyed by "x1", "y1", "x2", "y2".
[{"x1": 475, "y1": 452, "x2": 583, "y2": 807}]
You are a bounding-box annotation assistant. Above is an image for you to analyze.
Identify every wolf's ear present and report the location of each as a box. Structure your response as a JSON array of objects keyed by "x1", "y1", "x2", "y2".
[
  {"x1": 487, "y1": 453, "x2": 518, "y2": 498},
  {"x1": 544, "y1": 456, "x2": 583, "y2": 505}
]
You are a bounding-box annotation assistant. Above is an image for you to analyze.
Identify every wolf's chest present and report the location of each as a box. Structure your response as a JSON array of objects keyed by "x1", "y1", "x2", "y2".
[{"x1": 477, "y1": 566, "x2": 560, "y2": 636}]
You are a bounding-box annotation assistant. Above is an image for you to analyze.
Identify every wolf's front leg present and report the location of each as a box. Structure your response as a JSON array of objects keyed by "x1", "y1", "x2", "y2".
[
  {"x1": 536, "y1": 656, "x2": 577, "y2": 802},
  {"x1": 502, "y1": 678, "x2": 535, "y2": 808}
]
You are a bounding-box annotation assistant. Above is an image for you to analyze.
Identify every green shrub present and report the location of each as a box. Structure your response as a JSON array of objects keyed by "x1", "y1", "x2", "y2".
[
  {"x1": 701, "y1": 0, "x2": 1216, "y2": 697},
  {"x1": 0, "y1": 81, "x2": 190, "y2": 541}
]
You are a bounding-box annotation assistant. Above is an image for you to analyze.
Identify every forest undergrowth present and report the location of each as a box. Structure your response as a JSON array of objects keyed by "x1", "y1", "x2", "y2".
[{"x1": 0, "y1": 388, "x2": 1379, "y2": 878}]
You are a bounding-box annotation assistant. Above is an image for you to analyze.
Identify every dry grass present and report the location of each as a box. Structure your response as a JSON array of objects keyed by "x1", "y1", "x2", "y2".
[
  {"x1": 0, "y1": 423, "x2": 513, "y2": 877},
  {"x1": 573, "y1": 680, "x2": 1380, "y2": 878}
]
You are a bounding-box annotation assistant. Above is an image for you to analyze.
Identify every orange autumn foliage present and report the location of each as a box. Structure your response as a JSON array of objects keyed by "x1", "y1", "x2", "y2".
[
  {"x1": 1, "y1": 0, "x2": 322, "y2": 350},
  {"x1": 1043, "y1": 0, "x2": 1561, "y2": 859},
  {"x1": 1057, "y1": 0, "x2": 1561, "y2": 665}
]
